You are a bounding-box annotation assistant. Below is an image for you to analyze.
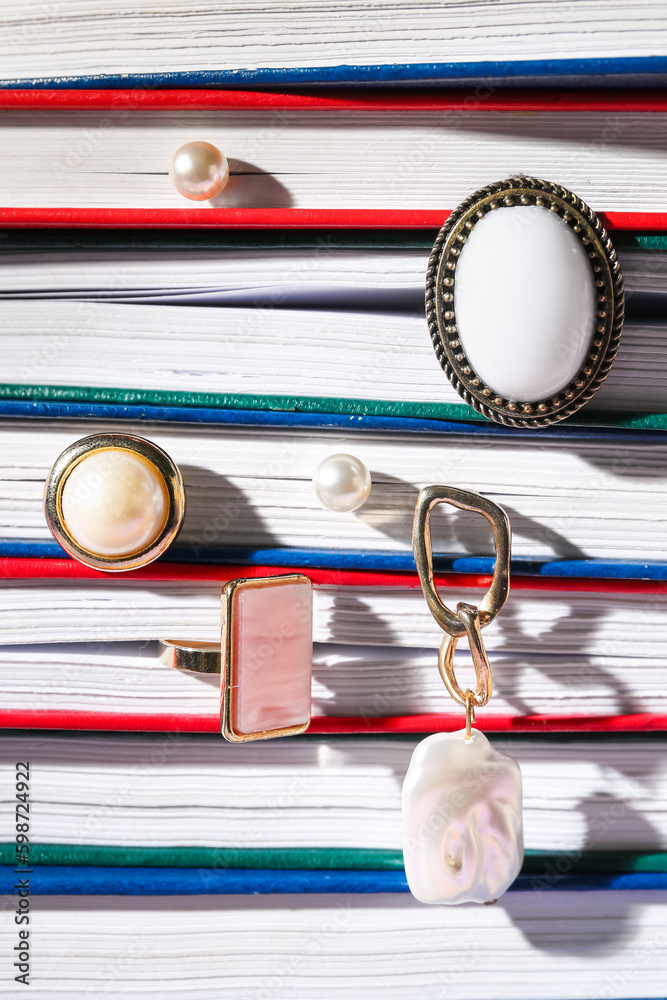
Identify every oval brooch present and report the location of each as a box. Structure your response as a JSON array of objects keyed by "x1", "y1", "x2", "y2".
[{"x1": 425, "y1": 176, "x2": 625, "y2": 428}]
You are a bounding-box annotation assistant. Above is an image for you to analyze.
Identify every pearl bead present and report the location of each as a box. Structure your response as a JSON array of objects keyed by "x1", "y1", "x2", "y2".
[
  {"x1": 313, "y1": 454, "x2": 371, "y2": 513},
  {"x1": 60, "y1": 449, "x2": 169, "y2": 557},
  {"x1": 170, "y1": 141, "x2": 230, "y2": 201}
]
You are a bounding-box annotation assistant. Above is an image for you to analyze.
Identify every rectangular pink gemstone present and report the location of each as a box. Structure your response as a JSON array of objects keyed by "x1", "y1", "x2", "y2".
[{"x1": 230, "y1": 578, "x2": 313, "y2": 736}]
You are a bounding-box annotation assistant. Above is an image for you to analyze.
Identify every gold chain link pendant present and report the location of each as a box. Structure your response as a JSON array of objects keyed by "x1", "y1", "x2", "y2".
[{"x1": 402, "y1": 485, "x2": 524, "y2": 905}]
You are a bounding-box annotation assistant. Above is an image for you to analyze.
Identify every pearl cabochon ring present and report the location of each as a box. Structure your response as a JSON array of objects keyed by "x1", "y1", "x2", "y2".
[
  {"x1": 170, "y1": 141, "x2": 230, "y2": 201},
  {"x1": 43, "y1": 433, "x2": 185, "y2": 572},
  {"x1": 313, "y1": 454, "x2": 372, "y2": 513}
]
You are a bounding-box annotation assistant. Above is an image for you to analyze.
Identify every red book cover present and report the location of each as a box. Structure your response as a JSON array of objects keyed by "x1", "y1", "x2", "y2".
[{"x1": 1, "y1": 87, "x2": 667, "y2": 229}]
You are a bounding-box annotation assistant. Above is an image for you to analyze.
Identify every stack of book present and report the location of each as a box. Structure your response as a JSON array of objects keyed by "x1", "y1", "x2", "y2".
[{"x1": 1, "y1": 6, "x2": 667, "y2": 996}]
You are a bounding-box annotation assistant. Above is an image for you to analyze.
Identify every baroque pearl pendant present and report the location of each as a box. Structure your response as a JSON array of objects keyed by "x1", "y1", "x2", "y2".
[
  {"x1": 44, "y1": 433, "x2": 185, "y2": 572},
  {"x1": 402, "y1": 729, "x2": 523, "y2": 905},
  {"x1": 313, "y1": 454, "x2": 372, "y2": 512},
  {"x1": 170, "y1": 141, "x2": 230, "y2": 201},
  {"x1": 426, "y1": 176, "x2": 624, "y2": 427}
]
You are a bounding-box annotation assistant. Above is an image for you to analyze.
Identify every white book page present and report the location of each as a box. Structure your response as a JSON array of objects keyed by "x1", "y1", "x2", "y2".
[
  {"x1": 0, "y1": 641, "x2": 662, "y2": 717},
  {"x1": 0, "y1": 249, "x2": 428, "y2": 295},
  {"x1": 0, "y1": 735, "x2": 664, "y2": 852},
  {"x1": 0, "y1": 110, "x2": 667, "y2": 209},
  {"x1": 0, "y1": 298, "x2": 663, "y2": 411},
  {"x1": 1, "y1": 580, "x2": 666, "y2": 656},
  {"x1": 0, "y1": 247, "x2": 664, "y2": 297},
  {"x1": 3, "y1": 893, "x2": 667, "y2": 1000},
  {"x1": 0, "y1": 421, "x2": 665, "y2": 559},
  {"x1": 1, "y1": 0, "x2": 666, "y2": 76}
]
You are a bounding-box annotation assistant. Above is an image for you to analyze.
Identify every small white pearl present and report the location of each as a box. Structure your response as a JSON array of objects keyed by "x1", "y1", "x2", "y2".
[
  {"x1": 313, "y1": 454, "x2": 371, "y2": 513},
  {"x1": 170, "y1": 141, "x2": 230, "y2": 201},
  {"x1": 60, "y1": 449, "x2": 169, "y2": 557}
]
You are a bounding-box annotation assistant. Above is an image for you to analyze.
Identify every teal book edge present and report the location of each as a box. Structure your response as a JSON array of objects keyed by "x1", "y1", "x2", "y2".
[
  {"x1": 1, "y1": 384, "x2": 666, "y2": 432},
  {"x1": 2, "y1": 844, "x2": 666, "y2": 872}
]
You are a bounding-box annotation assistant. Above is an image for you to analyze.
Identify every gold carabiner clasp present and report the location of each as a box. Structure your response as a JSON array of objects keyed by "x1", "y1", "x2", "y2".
[
  {"x1": 412, "y1": 485, "x2": 511, "y2": 638},
  {"x1": 412, "y1": 485, "x2": 511, "y2": 725}
]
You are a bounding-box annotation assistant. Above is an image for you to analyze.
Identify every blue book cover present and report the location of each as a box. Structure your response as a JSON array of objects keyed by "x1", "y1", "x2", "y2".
[{"x1": 4, "y1": 56, "x2": 667, "y2": 89}]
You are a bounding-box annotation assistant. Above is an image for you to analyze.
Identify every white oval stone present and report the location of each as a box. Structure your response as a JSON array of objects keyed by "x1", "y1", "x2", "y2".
[
  {"x1": 454, "y1": 205, "x2": 596, "y2": 401},
  {"x1": 61, "y1": 449, "x2": 169, "y2": 557},
  {"x1": 402, "y1": 729, "x2": 523, "y2": 904}
]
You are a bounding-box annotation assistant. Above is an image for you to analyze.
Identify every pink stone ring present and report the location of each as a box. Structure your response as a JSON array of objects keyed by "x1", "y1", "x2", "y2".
[{"x1": 161, "y1": 573, "x2": 313, "y2": 742}]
